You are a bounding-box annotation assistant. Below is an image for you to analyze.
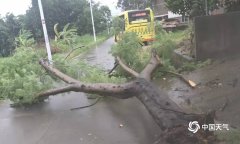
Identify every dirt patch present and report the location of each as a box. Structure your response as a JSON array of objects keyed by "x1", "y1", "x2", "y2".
[{"x1": 155, "y1": 55, "x2": 240, "y2": 143}]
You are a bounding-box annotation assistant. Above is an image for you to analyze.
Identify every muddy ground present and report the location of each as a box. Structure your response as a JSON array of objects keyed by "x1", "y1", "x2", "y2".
[{"x1": 156, "y1": 54, "x2": 240, "y2": 143}]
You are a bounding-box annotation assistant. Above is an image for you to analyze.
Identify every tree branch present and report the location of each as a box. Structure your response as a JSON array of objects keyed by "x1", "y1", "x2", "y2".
[
  {"x1": 160, "y1": 70, "x2": 197, "y2": 88},
  {"x1": 38, "y1": 82, "x2": 136, "y2": 99},
  {"x1": 140, "y1": 49, "x2": 162, "y2": 81},
  {"x1": 39, "y1": 59, "x2": 80, "y2": 84},
  {"x1": 116, "y1": 56, "x2": 140, "y2": 77}
]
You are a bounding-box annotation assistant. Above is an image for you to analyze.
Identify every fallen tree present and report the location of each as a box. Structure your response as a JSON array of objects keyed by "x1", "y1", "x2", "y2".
[{"x1": 38, "y1": 49, "x2": 216, "y2": 144}]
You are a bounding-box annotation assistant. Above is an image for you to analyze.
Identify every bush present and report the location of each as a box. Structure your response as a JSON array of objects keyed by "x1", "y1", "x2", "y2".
[
  {"x1": 53, "y1": 54, "x2": 126, "y2": 84},
  {"x1": 111, "y1": 26, "x2": 188, "y2": 77},
  {"x1": 0, "y1": 47, "x2": 125, "y2": 106},
  {"x1": 153, "y1": 26, "x2": 186, "y2": 59},
  {"x1": 0, "y1": 24, "x2": 121, "y2": 106},
  {"x1": 111, "y1": 32, "x2": 150, "y2": 76},
  {"x1": 15, "y1": 29, "x2": 35, "y2": 48},
  {"x1": 0, "y1": 48, "x2": 53, "y2": 106}
]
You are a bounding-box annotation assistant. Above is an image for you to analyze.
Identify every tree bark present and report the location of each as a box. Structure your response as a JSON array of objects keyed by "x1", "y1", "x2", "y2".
[{"x1": 38, "y1": 49, "x2": 215, "y2": 144}]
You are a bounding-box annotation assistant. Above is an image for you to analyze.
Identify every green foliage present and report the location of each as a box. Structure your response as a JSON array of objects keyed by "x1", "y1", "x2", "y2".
[
  {"x1": 52, "y1": 24, "x2": 111, "y2": 57},
  {"x1": 111, "y1": 32, "x2": 149, "y2": 75},
  {"x1": 5, "y1": 13, "x2": 22, "y2": 37},
  {"x1": 217, "y1": 130, "x2": 240, "y2": 144},
  {"x1": 117, "y1": 0, "x2": 154, "y2": 10},
  {"x1": 15, "y1": 29, "x2": 35, "y2": 48},
  {"x1": 224, "y1": 0, "x2": 240, "y2": 12},
  {"x1": 111, "y1": 27, "x2": 188, "y2": 77},
  {"x1": 178, "y1": 59, "x2": 212, "y2": 72},
  {"x1": 164, "y1": 0, "x2": 220, "y2": 17},
  {"x1": 112, "y1": 17, "x2": 125, "y2": 36},
  {"x1": 52, "y1": 32, "x2": 110, "y2": 59},
  {"x1": 153, "y1": 25, "x2": 186, "y2": 60},
  {"x1": 0, "y1": 34, "x2": 119, "y2": 105},
  {"x1": 25, "y1": 0, "x2": 111, "y2": 39},
  {"x1": 152, "y1": 25, "x2": 199, "y2": 74},
  {"x1": 53, "y1": 23, "x2": 80, "y2": 52},
  {"x1": 54, "y1": 23, "x2": 77, "y2": 45},
  {"x1": 0, "y1": 0, "x2": 111, "y2": 57},
  {"x1": 53, "y1": 54, "x2": 126, "y2": 84},
  {"x1": 0, "y1": 47, "x2": 53, "y2": 105},
  {"x1": 0, "y1": 13, "x2": 23, "y2": 57}
]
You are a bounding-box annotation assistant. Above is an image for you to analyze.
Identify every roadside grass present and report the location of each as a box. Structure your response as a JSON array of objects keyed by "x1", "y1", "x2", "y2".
[
  {"x1": 152, "y1": 30, "x2": 187, "y2": 60},
  {"x1": 62, "y1": 33, "x2": 111, "y2": 60},
  {"x1": 216, "y1": 129, "x2": 240, "y2": 144}
]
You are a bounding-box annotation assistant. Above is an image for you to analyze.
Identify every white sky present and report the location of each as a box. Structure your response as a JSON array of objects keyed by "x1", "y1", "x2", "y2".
[
  {"x1": 0, "y1": 0, "x2": 121, "y2": 17},
  {"x1": 95, "y1": 0, "x2": 121, "y2": 16},
  {"x1": 0, "y1": 0, "x2": 31, "y2": 16}
]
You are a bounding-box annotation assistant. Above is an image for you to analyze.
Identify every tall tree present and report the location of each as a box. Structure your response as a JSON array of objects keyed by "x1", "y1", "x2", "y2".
[
  {"x1": 0, "y1": 19, "x2": 13, "y2": 56},
  {"x1": 24, "y1": 0, "x2": 111, "y2": 39},
  {"x1": 164, "y1": 0, "x2": 220, "y2": 17},
  {"x1": 224, "y1": 0, "x2": 240, "y2": 12},
  {"x1": 0, "y1": 13, "x2": 22, "y2": 56},
  {"x1": 117, "y1": 0, "x2": 154, "y2": 10}
]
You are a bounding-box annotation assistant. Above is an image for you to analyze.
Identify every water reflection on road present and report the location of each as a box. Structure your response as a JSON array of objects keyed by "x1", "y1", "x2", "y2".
[
  {"x1": 80, "y1": 37, "x2": 115, "y2": 70},
  {"x1": 0, "y1": 37, "x2": 161, "y2": 144}
]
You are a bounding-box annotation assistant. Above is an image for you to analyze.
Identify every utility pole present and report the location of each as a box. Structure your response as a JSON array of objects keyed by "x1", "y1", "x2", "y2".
[
  {"x1": 38, "y1": 0, "x2": 53, "y2": 64},
  {"x1": 205, "y1": 0, "x2": 208, "y2": 15},
  {"x1": 89, "y1": 0, "x2": 97, "y2": 42}
]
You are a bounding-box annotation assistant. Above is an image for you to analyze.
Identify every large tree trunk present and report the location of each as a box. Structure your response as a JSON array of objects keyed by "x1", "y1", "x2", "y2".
[{"x1": 38, "y1": 49, "x2": 215, "y2": 144}]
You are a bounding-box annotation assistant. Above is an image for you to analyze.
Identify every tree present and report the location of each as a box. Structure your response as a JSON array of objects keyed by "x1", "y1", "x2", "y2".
[
  {"x1": 37, "y1": 49, "x2": 215, "y2": 144},
  {"x1": 224, "y1": 0, "x2": 240, "y2": 12},
  {"x1": 0, "y1": 19, "x2": 13, "y2": 56},
  {"x1": 5, "y1": 13, "x2": 22, "y2": 38},
  {"x1": 0, "y1": 13, "x2": 22, "y2": 56},
  {"x1": 164, "y1": 0, "x2": 220, "y2": 17},
  {"x1": 117, "y1": 0, "x2": 154, "y2": 10},
  {"x1": 24, "y1": 0, "x2": 111, "y2": 39}
]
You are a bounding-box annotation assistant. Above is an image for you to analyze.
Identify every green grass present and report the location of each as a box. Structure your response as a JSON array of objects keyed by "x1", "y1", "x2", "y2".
[
  {"x1": 64, "y1": 33, "x2": 111, "y2": 59},
  {"x1": 152, "y1": 30, "x2": 187, "y2": 59},
  {"x1": 216, "y1": 129, "x2": 240, "y2": 144}
]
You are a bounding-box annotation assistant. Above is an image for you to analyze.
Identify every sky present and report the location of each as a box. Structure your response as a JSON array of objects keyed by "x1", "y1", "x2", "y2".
[
  {"x1": 0, "y1": 0, "x2": 121, "y2": 17},
  {"x1": 0, "y1": 0, "x2": 31, "y2": 16},
  {"x1": 95, "y1": 0, "x2": 121, "y2": 16}
]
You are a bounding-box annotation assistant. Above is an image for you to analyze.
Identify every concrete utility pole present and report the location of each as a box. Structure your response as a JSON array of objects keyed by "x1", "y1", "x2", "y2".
[
  {"x1": 38, "y1": 0, "x2": 53, "y2": 64},
  {"x1": 89, "y1": 0, "x2": 97, "y2": 42},
  {"x1": 205, "y1": 0, "x2": 208, "y2": 15}
]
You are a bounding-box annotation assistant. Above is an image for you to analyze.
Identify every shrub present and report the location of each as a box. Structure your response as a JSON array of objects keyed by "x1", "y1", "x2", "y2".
[
  {"x1": 0, "y1": 47, "x2": 53, "y2": 106},
  {"x1": 53, "y1": 54, "x2": 126, "y2": 84},
  {"x1": 111, "y1": 32, "x2": 150, "y2": 76},
  {"x1": 15, "y1": 29, "x2": 35, "y2": 48}
]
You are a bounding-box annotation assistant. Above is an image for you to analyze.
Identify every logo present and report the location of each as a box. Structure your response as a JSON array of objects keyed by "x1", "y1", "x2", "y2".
[{"x1": 188, "y1": 121, "x2": 200, "y2": 133}]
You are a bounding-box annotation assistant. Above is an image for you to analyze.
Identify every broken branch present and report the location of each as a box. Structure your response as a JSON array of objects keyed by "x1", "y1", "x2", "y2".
[
  {"x1": 160, "y1": 70, "x2": 197, "y2": 88},
  {"x1": 116, "y1": 56, "x2": 139, "y2": 77},
  {"x1": 38, "y1": 82, "x2": 136, "y2": 99},
  {"x1": 140, "y1": 49, "x2": 162, "y2": 81},
  {"x1": 39, "y1": 59, "x2": 80, "y2": 84}
]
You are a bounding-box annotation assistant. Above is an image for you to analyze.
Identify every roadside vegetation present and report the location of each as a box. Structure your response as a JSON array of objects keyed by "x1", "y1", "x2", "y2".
[
  {"x1": 0, "y1": 27, "x2": 122, "y2": 106},
  {"x1": 111, "y1": 23, "x2": 194, "y2": 78},
  {"x1": 0, "y1": 0, "x2": 114, "y2": 105},
  {"x1": 0, "y1": 0, "x2": 111, "y2": 57}
]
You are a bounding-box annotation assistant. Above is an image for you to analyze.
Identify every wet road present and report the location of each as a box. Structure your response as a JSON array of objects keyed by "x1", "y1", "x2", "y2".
[
  {"x1": 0, "y1": 37, "x2": 161, "y2": 144},
  {"x1": 81, "y1": 37, "x2": 115, "y2": 70}
]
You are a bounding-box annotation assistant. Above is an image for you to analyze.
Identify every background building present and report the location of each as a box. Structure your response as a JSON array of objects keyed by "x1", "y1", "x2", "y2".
[{"x1": 152, "y1": 0, "x2": 183, "y2": 22}]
